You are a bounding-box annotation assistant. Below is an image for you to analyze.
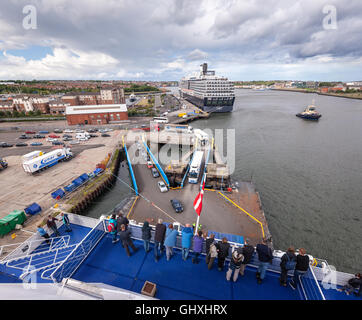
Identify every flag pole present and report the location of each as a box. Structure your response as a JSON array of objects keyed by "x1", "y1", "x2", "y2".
[{"x1": 194, "y1": 173, "x2": 206, "y2": 235}]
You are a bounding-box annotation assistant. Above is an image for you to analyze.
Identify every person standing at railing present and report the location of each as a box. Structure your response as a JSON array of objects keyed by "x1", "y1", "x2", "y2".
[
  {"x1": 226, "y1": 248, "x2": 244, "y2": 282},
  {"x1": 141, "y1": 221, "x2": 152, "y2": 253},
  {"x1": 60, "y1": 212, "x2": 72, "y2": 232},
  {"x1": 154, "y1": 219, "x2": 166, "y2": 262},
  {"x1": 289, "y1": 248, "x2": 310, "y2": 290},
  {"x1": 108, "y1": 214, "x2": 118, "y2": 244},
  {"x1": 192, "y1": 230, "x2": 204, "y2": 264},
  {"x1": 216, "y1": 238, "x2": 230, "y2": 271},
  {"x1": 256, "y1": 238, "x2": 273, "y2": 284},
  {"x1": 181, "y1": 224, "x2": 193, "y2": 261},
  {"x1": 164, "y1": 224, "x2": 178, "y2": 261},
  {"x1": 205, "y1": 233, "x2": 215, "y2": 266},
  {"x1": 116, "y1": 213, "x2": 129, "y2": 232},
  {"x1": 118, "y1": 224, "x2": 138, "y2": 257},
  {"x1": 37, "y1": 225, "x2": 51, "y2": 245},
  {"x1": 237, "y1": 238, "x2": 255, "y2": 277},
  {"x1": 46, "y1": 215, "x2": 60, "y2": 237},
  {"x1": 279, "y1": 247, "x2": 297, "y2": 287}
]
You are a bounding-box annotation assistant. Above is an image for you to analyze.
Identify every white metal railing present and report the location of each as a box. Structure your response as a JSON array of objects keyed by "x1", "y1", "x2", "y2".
[
  {"x1": 6, "y1": 244, "x2": 77, "y2": 280},
  {"x1": 0, "y1": 235, "x2": 70, "y2": 262},
  {"x1": 49, "y1": 220, "x2": 106, "y2": 283}
]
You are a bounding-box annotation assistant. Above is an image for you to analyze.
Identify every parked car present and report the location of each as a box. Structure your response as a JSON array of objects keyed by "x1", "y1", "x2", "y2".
[
  {"x1": 158, "y1": 181, "x2": 168, "y2": 193},
  {"x1": 101, "y1": 133, "x2": 110, "y2": 137},
  {"x1": 47, "y1": 138, "x2": 56, "y2": 142},
  {"x1": 53, "y1": 129, "x2": 63, "y2": 133},
  {"x1": 170, "y1": 199, "x2": 183, "y2": 213},
  {"x1": 39, "y1": 131, "x2": 49, "y2": 134},
  {"x1": 52, "y1": 141, "x2": 65, "y2": 146},
  {"x1": 48, "y1": 134, "x2": 60, "y2": 138},
  {"x1": 70, "y1": 140, "x2": 80, "y2": 145},
  {"x1": 89, "y1": 134, "x2": 98, "y2": 138},
  {"x1": 33, "y1": 134, "x2": 45, "y2": 139},
  {"x1": 16, "y1": 142, "x2": 28, "y2": 147},
  {"x1": 25, "y1": 131, "x2": 36, "y2": 134},
  {"x1": 151, "y1": 167, "x2": 160, "y2": 178},
  {"x1": 18, "y1": 134, "x2": 31, "y2": 139},
  {"x1": 64, "y1": 129, "x2": 74, "y2": 133},
  {"x1": 0, "y1": 142, "x2": 13, "y2": 148},
  {"x1": 147, "y1": 161, "x2": 153, "y2": 169},
  {"x1": 63, "y1": 137, "x2": 72, "y2": 141},
  {"x1": 30, "y1": 142, "x2": 43, "y2": 146}
]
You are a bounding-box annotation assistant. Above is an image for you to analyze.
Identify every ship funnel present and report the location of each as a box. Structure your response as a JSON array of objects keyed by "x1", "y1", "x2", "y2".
[{"x1": 200, "y1": 63, "x2": 208, "y2": 75}]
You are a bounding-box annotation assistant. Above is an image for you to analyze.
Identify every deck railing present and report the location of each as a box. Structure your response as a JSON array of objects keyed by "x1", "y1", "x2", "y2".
[{"x1": 49, "y1": 220, "x2": 106, "y2": 283}]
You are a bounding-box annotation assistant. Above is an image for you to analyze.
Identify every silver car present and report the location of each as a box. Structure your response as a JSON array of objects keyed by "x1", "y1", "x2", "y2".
[{"x1": 157, "y1": 181, "x2": 168, "y2": 193}]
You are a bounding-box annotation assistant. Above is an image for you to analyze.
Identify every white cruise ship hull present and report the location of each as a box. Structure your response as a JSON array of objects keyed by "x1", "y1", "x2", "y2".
[{"x1": 181, "y1": 91, "x2": 234, "y2": 113}]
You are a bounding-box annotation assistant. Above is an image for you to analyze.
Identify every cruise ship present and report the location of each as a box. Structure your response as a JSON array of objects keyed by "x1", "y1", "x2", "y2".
[{"x1": 179, "y1": 63, "x2": 235, "y2": 113}]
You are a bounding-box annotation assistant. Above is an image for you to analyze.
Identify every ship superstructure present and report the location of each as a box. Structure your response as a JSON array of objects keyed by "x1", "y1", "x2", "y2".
[{"x1": 179, "y1": 63, "x2": 235, "y2": 113}]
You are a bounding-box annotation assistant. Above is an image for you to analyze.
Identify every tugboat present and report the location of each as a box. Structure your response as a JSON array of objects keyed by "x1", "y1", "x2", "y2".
[{"x1": 296, "y1": 100, "x2": 322, "y2": 120}]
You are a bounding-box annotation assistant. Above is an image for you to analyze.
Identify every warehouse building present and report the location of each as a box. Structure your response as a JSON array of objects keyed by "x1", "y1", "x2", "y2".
[{"x1": 65, "y1": 104, "x2": 128, "y2": 125}]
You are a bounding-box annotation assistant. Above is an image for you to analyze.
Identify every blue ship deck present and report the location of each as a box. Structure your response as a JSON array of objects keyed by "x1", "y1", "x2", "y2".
[
  {"x1": 0, "y1": 219, "x2": 360, "y2": 300},
  {"x1": 72, "y1": 234, "x2": 302, "y2": 300}
]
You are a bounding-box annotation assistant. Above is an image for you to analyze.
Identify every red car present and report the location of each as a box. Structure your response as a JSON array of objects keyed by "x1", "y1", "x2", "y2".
[
  {"x1": 25, "y1": 131, "x2": 36, "y2": 134},
  {"x1": 48, "y1": 134, "x2": 60, "y2": 138}
]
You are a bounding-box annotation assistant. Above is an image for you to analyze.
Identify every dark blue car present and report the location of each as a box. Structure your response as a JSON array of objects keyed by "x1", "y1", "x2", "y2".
[{"x1": 170, "y1": 199, "x2": 183, "y2": 213}]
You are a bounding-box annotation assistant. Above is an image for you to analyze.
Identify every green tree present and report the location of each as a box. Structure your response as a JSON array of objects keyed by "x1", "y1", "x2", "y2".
[
  {"x1": 13, "y1": 110, "x2": 20, "y2": 117},
  {"x1": 0, "y1": 111, "x2": 5, "y2": 117}
]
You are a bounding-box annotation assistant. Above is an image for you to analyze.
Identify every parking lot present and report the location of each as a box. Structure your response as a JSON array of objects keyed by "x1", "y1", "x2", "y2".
[{"x1": 0, "y1": 125, "x2": 124, "y2": 223}]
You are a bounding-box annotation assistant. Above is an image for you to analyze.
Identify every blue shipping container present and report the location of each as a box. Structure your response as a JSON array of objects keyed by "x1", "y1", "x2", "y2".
[
  {"x1": 79, "y1": 173, "x2": 89, "y2": 182},
  {"x1": 51, "y1": 188, "x2": 65, "y2": 199},
  {"x1": 24, "y1": 203, "x2": 42, "y2": 216},
  {"x1": 64, "y1": 183, "x2": 76, "y2": 192}
]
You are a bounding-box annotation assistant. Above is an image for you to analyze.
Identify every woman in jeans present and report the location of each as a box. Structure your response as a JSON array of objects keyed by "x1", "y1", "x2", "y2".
[
  {"x1": 141, "y1": 221, "x2": 152, "y2": 252},
  {"x1": 164, "y1": 224, "x2": 178, "y2": 261}
]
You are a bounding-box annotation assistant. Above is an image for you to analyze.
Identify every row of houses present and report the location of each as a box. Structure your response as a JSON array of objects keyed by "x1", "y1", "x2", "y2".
[{"x1": 0, "y1": 88, "x2": 125, "y2": 115}]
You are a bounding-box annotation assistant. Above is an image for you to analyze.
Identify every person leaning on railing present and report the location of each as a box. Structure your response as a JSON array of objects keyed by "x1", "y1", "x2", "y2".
[{"x1": 289, "y1": 248, "x2": 310, "y2": 290}]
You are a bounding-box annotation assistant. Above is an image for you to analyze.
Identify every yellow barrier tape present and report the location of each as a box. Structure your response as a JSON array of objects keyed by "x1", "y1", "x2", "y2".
[
  {"x1": 218, "y1": 192, "x2": 265, "y2": 238},
  {"x1": 127, "y1": 196, "x2": 139, "y2": 219}
]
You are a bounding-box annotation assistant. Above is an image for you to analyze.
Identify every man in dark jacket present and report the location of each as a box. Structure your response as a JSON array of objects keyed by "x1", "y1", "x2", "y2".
[
  {"x1": 46, "y1": 215, "x2": 60, "y2": 237},
  {"x1": 279, "y1": 247, "x2": 297, "y2": 286},
  {"x1": 154, "y1": 218, "x2": 166, "y2": 262},
  {"x1": 116, "y1": 213, "x2": 129, "y2": 232},
  {"x1": 256, "y1": 238, "x2": 273, "y2": 284},
  {"x1": 289, "y1": 248, "x2": 310, "y2": 290},
  {"x1": 238, "y1": 238, "x2": 255, "y2": 276},
  {"x1": 118, "y1": 224, "x2": 138, "y2": 257},
  {"x1": 216, "y1": 238, "x2": 230, "y2": 271}
]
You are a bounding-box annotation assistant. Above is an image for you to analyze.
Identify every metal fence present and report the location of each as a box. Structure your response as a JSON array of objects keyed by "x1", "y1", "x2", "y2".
[{"x1": 49, "y1": 220, "x2": 106, "y2": 283}]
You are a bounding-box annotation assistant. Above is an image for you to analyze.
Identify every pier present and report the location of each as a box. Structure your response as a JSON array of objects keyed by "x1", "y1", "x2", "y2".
[{"x1": 123, "y1": 126, "x2": 270, "y2": 245}]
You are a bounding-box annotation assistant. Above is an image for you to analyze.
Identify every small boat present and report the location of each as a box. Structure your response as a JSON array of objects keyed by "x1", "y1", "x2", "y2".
[{"x1": 296, "y1": 100, "x2": 321, "y2": 120}]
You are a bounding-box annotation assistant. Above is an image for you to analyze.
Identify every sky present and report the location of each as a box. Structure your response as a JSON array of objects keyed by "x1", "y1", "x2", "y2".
[{"x1": 0, "y1": 0, "x2": 361, "y2": 81}]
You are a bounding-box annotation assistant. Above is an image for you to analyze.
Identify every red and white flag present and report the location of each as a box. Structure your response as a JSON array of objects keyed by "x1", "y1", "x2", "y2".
[{"x1": 193, "y1": 178, "x2": 205, "y2": 216}]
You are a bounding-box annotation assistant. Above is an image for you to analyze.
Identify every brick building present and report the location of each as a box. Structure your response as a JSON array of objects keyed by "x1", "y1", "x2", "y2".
[
  {"x1": 49, "y1": 99, "x2": 70, "y2": 115},
  {"x1": 61, "y1": 88, "x2": 125, "y2": 107},
  {"x1": 0, "y1": 100, "x2": 14, "y2": 113},
  {"x1": 65, "y1": 104, "x2": 128, "y2": 125}
]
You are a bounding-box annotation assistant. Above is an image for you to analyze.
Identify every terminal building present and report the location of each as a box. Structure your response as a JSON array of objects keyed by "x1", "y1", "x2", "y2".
[{"x1": 65, "y1": 104, "x2": 128, "y2": 125}]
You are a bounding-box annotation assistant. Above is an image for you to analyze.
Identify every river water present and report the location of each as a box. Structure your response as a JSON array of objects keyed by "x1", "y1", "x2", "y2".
[
  {"x1": 83, "y1": 88, "x2": 361, "y2": 273},
  {"x1": 192, "y1": 89, "x2": 362, "y2": 273}
]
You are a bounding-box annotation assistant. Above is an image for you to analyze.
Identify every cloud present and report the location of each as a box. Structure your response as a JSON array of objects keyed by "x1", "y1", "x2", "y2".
[
  {"x1": 0, "y1": 0, "x2": 361, "y2": 80},
  {"x1": 187, "y1": 49, "x2": 208, "y2": 61}
]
